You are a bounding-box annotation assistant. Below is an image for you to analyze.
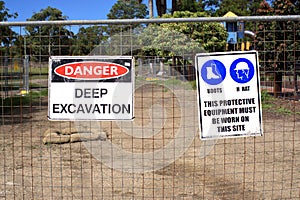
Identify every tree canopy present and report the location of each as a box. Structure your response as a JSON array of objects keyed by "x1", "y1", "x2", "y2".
[
  {"x1": 139, "y1": 10, "x2": 227, "y2": 60},
  {"x1": 25, "y1": 7, "x2": 73, "y2": 61},
  {"x1": 255, "y1": 0, "x2": 300, "y2": 96},
  {"x1": 106, "y1": 0, "x2": 147, "y2": 36},
  {"x1": 71, "y1": 26, "x2": 107, "y2": 56},
  {"x1": 107, "y1": 0, "x2": 147, "y2": 19},
  {"x1": 0, "y1": 1, "x2": 18, "y2": 54},
  {"x1": 160, "y1": 11, "x2": 227, "y2": 52},
  {"x1": 2, "y1": 0, "x2": 299, "y2": 69}
]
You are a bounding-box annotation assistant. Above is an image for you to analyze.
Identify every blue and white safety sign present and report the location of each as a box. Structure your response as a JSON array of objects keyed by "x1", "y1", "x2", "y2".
[{"x1": 196, "y1": 51, "x2": 263, "y2": 140}]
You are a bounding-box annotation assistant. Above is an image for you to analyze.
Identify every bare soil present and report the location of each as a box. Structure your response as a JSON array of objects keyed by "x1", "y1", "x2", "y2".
[{"x1": 1, "y1": 84, "x2": 300, "y2": 199}]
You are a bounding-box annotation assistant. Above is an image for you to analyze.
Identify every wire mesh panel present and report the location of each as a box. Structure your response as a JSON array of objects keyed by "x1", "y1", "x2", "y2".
[{"x1": 0, "y1": 17, "x2": 300, "y2": 199}]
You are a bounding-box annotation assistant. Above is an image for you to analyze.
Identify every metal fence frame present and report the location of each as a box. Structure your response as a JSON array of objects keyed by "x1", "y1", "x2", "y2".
[
  {"x1": 1, "y1": 15, "x2": 299, "y2": 26},
  {"x1": 0, "y1": 16, "x2": 300, "y2": 199}
]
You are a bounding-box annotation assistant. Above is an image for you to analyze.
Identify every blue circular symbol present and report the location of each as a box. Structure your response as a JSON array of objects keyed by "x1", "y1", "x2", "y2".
[
  {"x1": 230, "y1": 58, "x2": 254, "y2": 84},
  {"x1": 201, "y1": 60, "x2": 226, "y2": 85}
]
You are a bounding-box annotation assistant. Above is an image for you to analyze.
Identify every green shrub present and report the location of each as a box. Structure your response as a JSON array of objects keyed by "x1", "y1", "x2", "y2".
[{"x1": 0, "y1": 89, "x2": 48, "y2": 113}]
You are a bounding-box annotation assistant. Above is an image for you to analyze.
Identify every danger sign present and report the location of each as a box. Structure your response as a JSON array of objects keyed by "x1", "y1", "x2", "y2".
[
  {"x1": 196, "y1": 51, "x2": 263, "y2": 140},
  {"x1": 48, "y1": 56, "x2": 134, "y2": 121},
  {"x1": 54, "y1": 61, "x2": 129, "y2": 80}
]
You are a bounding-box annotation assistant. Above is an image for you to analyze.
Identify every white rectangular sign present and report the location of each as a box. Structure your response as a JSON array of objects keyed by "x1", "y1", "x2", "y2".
[
  {"x1": 48, "y1": 56, "x2": 134, "y2": 121},
  {"x1": 196, "y1": 51, "x2": 263, "y2": 139}
]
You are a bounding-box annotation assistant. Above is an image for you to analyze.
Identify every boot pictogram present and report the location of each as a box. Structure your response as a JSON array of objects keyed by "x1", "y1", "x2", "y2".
[{"x1": 206, "y1": 63, "x2": 221, "y2": 79}]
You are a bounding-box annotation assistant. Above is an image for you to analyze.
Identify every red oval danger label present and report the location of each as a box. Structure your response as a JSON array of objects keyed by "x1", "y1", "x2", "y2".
[{"x1": 54, "y1": 61, "x2": 129, "y2": 80}]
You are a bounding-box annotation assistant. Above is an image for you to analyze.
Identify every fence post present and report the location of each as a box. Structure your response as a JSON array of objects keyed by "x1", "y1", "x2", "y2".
[
  {"x1": 4, "y1": 55, "x2": 8, "y2": 98},
  {"x1": 21, "y1": 55, "x2": 29, "y2": 95}
]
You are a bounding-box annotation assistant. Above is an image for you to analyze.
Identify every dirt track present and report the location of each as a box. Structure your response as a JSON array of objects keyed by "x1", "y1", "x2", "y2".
[{"x1": 1, "y1": 84, "x2": 300, "y2": 199}]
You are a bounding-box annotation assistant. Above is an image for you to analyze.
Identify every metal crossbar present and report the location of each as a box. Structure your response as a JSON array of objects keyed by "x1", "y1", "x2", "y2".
[{"x1": 0, "y1": 15, "x2": 299, "y2": 26}]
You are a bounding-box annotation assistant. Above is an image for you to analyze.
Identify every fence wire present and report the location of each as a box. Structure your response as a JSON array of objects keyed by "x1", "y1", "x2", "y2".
[{"x1": 0, "y1": 16, "x2": 300, "y2": 199}]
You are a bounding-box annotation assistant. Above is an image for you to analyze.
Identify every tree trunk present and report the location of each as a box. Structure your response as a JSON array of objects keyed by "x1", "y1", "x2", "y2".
[
  {"x1": 273, "y1": 72, "x2": 282, "y2": 97},
  {"x1": 149, "y1": 0, "x2": 153, "y2": 18},
  {"x1": 172, "y1": 0, "x2": 177, "y2": 13},
  {"x1": 294, "y1": 72, "x2": 298, "y2": 95},
  {"x1": 156, "y1": 0, "x2": 167, "y2": 16}
]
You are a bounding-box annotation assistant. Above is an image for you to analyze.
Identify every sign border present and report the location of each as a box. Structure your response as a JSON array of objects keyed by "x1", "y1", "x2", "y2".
[
  {"x1": 195, "y1": 50, "x2": 263, "y2": 140},
  {"x1": 48, "y1": 55, "x2": 135, "y2": 121}
]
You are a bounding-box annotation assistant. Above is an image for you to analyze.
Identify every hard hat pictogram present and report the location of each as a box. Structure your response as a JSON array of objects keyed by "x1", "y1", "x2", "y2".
[
  {"x1": 234, "y1": 62, "x2": 249, "y2": 71},
  {"x1": 230, "y1": 58, "x2": 254, "y2": 84}
]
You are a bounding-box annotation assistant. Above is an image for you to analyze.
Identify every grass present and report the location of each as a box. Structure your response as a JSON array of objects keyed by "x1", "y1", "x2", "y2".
[
  {"x1": 30, "y1": 67, "x2": 49, "y2": 74},
  {"x1": 261, "y1": 90, "x2": 275, "y2": 110},
  {"x1": 260, "y1": 90, "x2": 300, "y2": 116},
  {"x1": 137, "y1": 76, "x2": 195, "y2": 90},
  {"x1": 0, "y1": 66, "x2": 48, "y2": 74},
  {"x1": 30, "y1": 74, "x2": 48, "y2": 80},
  {"x1": 0, "y1": 72, "x2": 48, "y2": 83},
  {"x1": 30, "y1": 82, "x2": 47, "y2": 88},
  {"x1": 262, "y1": 104, "x2": 273, "y2": 109},
  {"x1": 0, "y1": 89, "x2": 48, "y2": 113},
  {"x1": 261, "y1": 90, "x2": 272, "y2": 102},
  {"x1": 276, "y1": 107, "x2": 293, "y2": 115}
]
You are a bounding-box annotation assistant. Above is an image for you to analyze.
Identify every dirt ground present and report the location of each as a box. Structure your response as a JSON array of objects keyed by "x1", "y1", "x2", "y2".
[{"x1": 1, "y1": 84, "x2": 300, "y2": 199}]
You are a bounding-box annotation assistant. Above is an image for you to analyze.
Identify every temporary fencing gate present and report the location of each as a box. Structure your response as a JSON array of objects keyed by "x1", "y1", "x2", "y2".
[{"x1": 0, "y1": 16, "x2": 300, "y2": 199}]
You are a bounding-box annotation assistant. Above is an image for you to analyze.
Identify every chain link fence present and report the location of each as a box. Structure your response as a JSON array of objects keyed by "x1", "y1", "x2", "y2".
[{"x1": 0, "y1": 16, "x2": 300, "y2": 199}]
